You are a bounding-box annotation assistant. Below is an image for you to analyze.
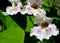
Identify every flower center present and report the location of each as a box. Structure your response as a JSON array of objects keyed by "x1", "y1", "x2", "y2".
[
  {"x1": 31, "y1": 3, "x2": 39, "y2": 9},
  {"x1": 41, "y1": 21, "x2": 48, "y2": 28},
  {"x1": 31, "y1": 8, "x2": 35, "y2": 11}
]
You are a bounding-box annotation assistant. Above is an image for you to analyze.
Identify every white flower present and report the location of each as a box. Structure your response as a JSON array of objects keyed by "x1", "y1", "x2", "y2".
[
  {"x1": 25, "y1": 5, "x2": 32, "y2": 14},
  {"x1": 42, "y1": 17, "x2": 53, "y2": 24},
  {"x1": 30, "y1": 26, "x2": 45, "y2": 41},
  {"x1": 30, "y1": 24, "x2": 59, "y2": 41},
  {"x1": 34, "y1": 16, "x2": 53, "y2": 25},
  {"x1": 20, "y1": 0, "x2": 45, "y2": 15},
  {"x1": 20, "y1": 5, "x2": 32, "y2": 15},
  {"x1": 4, "y1": 0, "x2": 23, "y2": 15},
  {"x1": 27, "y1": 0, "x2": 43, "y2": 7},
  {"x1": 48, "y1": 24, "x2": 59, "y2": 36},
  {"x1": 5, "y1": 1, "x2": 23, "y2": 15},
  {"x1": 32, "y1": 8, "x2": 46, "y2": 16},
  {"x1": 6, "y1": 6, "x2": 20, "y2": 15},
  {"x1": 20, "y1": 0, "x2": 44, "y2": 15},
  {"x1": 22, "y1": 4, "x2": 46, "y2": 16}
]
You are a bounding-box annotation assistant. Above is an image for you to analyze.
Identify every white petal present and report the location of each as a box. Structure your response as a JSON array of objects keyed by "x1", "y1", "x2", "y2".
[
  {"x1": 25, "y1": 5, "x2": 32, "y2": 14},
  {"x1": 48, "y1": 24, "x2": 59, "y2": 36},
  {"x1": 39, "y1": 9, "x2": 46, "y2": 15},
  {"x1": 6, "y1": 6, "x2": 20, "y2": 15},
  {"x1": 32, "y1": 8, "x2": 46, "y2": 16},
  {"x1": 30, "y1": 26, "x2": 40, "y2": 36},
  {"x1": 52, "y1": 30, "x2": 59, "y2": 36},
  {"x1": 30, "y1": 26, "x2": 46, "y2": 41},
  {"x1": 43, "y1": 17, "x2": 53, "y2": 24},
  {"x1": 27, "y1": 0, "x2": 43, "y2": 6},
  {"x1": 9, "y1": 0, "x2": 21, "y2": 3},
  {"x1": 20, "y1": 10, "x2": 25, "y2": 15},
  {"x1": 2, "y1": 12, "x2": 8, "y2": 15}
]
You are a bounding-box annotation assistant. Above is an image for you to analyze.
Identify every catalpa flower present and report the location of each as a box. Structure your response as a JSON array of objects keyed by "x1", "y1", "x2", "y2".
[
  {"x1": 27, "y1": 0, "x2": 43, "y2": 7},
  {"x1": 30, "y1": 22, "x2": 59, "y2": 41},
  {"x1": 5, "y1": 0, "x2": 23, "y2": 15},
  {"x1": 34, "y1": 16, "x2": 53, "y2": 25},
  {"x1": 31, "y1": 8, "x2": 46, "y2": 16},
  {"x1": 20, "y1": 5, "x2": 32, "y2": 15},
  {"x1": 21, "y1": 0, "x2": 45, "y2": 16},
  {"x1": 22, "y1": 5, "x2": 46, "y2": 16},
  {"x1": 6, "y1": 5, "x2": 20, "y2": 15}
]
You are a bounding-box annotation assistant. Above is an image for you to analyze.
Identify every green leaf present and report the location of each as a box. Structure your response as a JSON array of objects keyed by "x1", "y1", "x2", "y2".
[
  {"x1": 25, "y1": 15, "x2": 35, "y2": 32},
  {"x1": 0, "y1": 10, "x2": 25, "y2": 43},
  {"x1": 43, "y1": 0, "x2": 56, "y2": 12},
  {"x1": 53, "y1": 17, "x2": 60, "y2": 21},
  {"x1": 43, "y1": 0, "x2": 49, "y2": 7},
  {"x1": 0, "y1": 25, "x2": 2, "y2": 31},
  {"x1": 43, "y1": 0, "x2": 50, "y2": 12}
]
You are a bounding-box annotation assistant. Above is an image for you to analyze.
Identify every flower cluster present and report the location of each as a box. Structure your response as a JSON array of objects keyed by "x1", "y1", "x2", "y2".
[
  {"x1": 30, "y1": 23, "x2": 59, "y2": 41},
  {"x1": 3, "y1": 0, "x2": 59, "y2": 41},
  {"x1": 5, "y1": 0, "x2": 23, "y2": 15},
  {"x1": 3, "y1": 0, "x2": 44, "y2": 16},
  {"x1": 30, "y1": 11, "x2": 59, "y2": 41}
]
